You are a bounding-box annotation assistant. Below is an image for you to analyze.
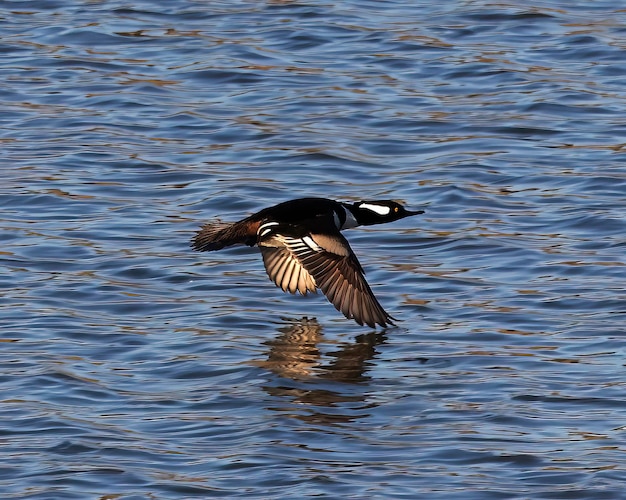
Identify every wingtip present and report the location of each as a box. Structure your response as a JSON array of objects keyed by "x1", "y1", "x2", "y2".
[{"x1": 353, "y1": 310, "x2": 397, "y2": 329}]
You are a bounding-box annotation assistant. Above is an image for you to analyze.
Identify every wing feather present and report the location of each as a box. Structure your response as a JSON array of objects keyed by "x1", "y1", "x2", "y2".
[
  {"x1": 288, "y1": 231, "x2": 394, "y2": 328},
  {"x1": 259, "y1": 244, "x2": 317, "y2": 295},
  {"x1": 258, "y1": 222, "x2": 394, "y2": 328}
]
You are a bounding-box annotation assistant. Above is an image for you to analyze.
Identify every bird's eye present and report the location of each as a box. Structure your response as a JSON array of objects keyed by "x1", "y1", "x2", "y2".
[{"x1": 394, "y1": 206, "x2": 399, "y2": 213}]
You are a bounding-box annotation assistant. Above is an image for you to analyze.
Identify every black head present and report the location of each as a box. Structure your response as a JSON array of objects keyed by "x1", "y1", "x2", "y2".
[{"x1": 350, "y1": 200, "x2": 424, "y2": 226}]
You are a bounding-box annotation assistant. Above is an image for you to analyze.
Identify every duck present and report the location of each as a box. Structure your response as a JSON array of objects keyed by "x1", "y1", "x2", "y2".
[{"x1": 191, "y1": 197, "x2": 423, "y2": 328}]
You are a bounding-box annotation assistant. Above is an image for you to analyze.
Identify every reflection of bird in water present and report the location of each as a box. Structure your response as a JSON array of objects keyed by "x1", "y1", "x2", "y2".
[
  {"x1": 256, "y1": 317, "x2": 324, "y2": 380},
  {"x1": 254, "y1": 317, "x2": 385, "y2": 382},
  {"x1": 320, "y1": 332, "x2": 382, "y2": 383},
  {"x1": 192, "y1": 197, "x2": 423, "y2": 327},
  {"x1": 255, "y1": 318, "x2": 388, "y2": 426}
]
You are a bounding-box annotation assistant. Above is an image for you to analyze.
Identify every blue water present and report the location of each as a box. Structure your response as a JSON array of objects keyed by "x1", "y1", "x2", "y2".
[{"x1": 2, "y1": 1, "x2": 625, "y2": 498}]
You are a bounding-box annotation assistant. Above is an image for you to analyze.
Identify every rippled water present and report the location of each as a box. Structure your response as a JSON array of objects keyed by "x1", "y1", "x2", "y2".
[{"x1": 2, "y1": 1, "x2": 625, "y2": 498}]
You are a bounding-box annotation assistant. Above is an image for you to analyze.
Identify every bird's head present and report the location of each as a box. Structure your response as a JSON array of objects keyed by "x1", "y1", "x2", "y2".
[{"x1": 351, "y1": 200, "x2": 424, "y2": 226}]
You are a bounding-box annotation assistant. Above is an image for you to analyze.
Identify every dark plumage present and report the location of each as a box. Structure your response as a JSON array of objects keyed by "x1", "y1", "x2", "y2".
[{"x1": 192, "y1": 197, "x2": 423, "y2": 328}]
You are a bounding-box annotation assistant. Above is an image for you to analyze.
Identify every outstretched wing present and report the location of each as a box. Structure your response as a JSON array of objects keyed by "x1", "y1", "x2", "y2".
[
  {"x1": 258, "y1": 223, "x2": 394, "y2": 328},
  {"x1": 260, "y1": 243, "x2": 318, "y2": 295}
]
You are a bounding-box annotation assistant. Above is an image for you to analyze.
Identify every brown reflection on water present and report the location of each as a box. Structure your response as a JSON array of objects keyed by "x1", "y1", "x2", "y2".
[
  {"x1": 254, "y1": 317, "x2": 385, "y2": 383},
  {"x1": 256, "y1": 318, "x2": 387, "y2": 426},
  {"x1": 257, "y1": 317, "x2": 324, "y2": 380}
]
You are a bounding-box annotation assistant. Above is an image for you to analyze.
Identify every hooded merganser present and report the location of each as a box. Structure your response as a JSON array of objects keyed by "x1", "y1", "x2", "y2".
[{"x1": 191, "y1": 197, "x2": 423, "y2": 328}]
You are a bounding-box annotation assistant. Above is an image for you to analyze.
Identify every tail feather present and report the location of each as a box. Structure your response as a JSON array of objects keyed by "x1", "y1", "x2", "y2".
[{"x1": 191, "y1": 219, "x2": 257, "y2": 251}]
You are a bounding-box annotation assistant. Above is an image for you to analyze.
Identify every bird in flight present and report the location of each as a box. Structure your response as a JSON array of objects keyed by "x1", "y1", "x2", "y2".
[{"x1": 192, "y1": 197, "x2": 423, "y2": 328}]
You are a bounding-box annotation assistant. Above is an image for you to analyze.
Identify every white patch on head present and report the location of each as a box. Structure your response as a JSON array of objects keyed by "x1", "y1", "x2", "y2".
[{"x1": 359, "y1": 203, "x2": 391, "y2": 216}]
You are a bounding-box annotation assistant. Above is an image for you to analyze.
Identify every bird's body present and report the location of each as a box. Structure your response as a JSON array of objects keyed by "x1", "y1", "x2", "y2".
[{"x1": 192, "y1": 197, "x2": 423, "y2": 328}]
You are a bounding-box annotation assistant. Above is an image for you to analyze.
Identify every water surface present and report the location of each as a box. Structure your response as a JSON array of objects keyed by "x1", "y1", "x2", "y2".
[{"x1": 1, "y1": 1, "x2": 625, "y2": 498}]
